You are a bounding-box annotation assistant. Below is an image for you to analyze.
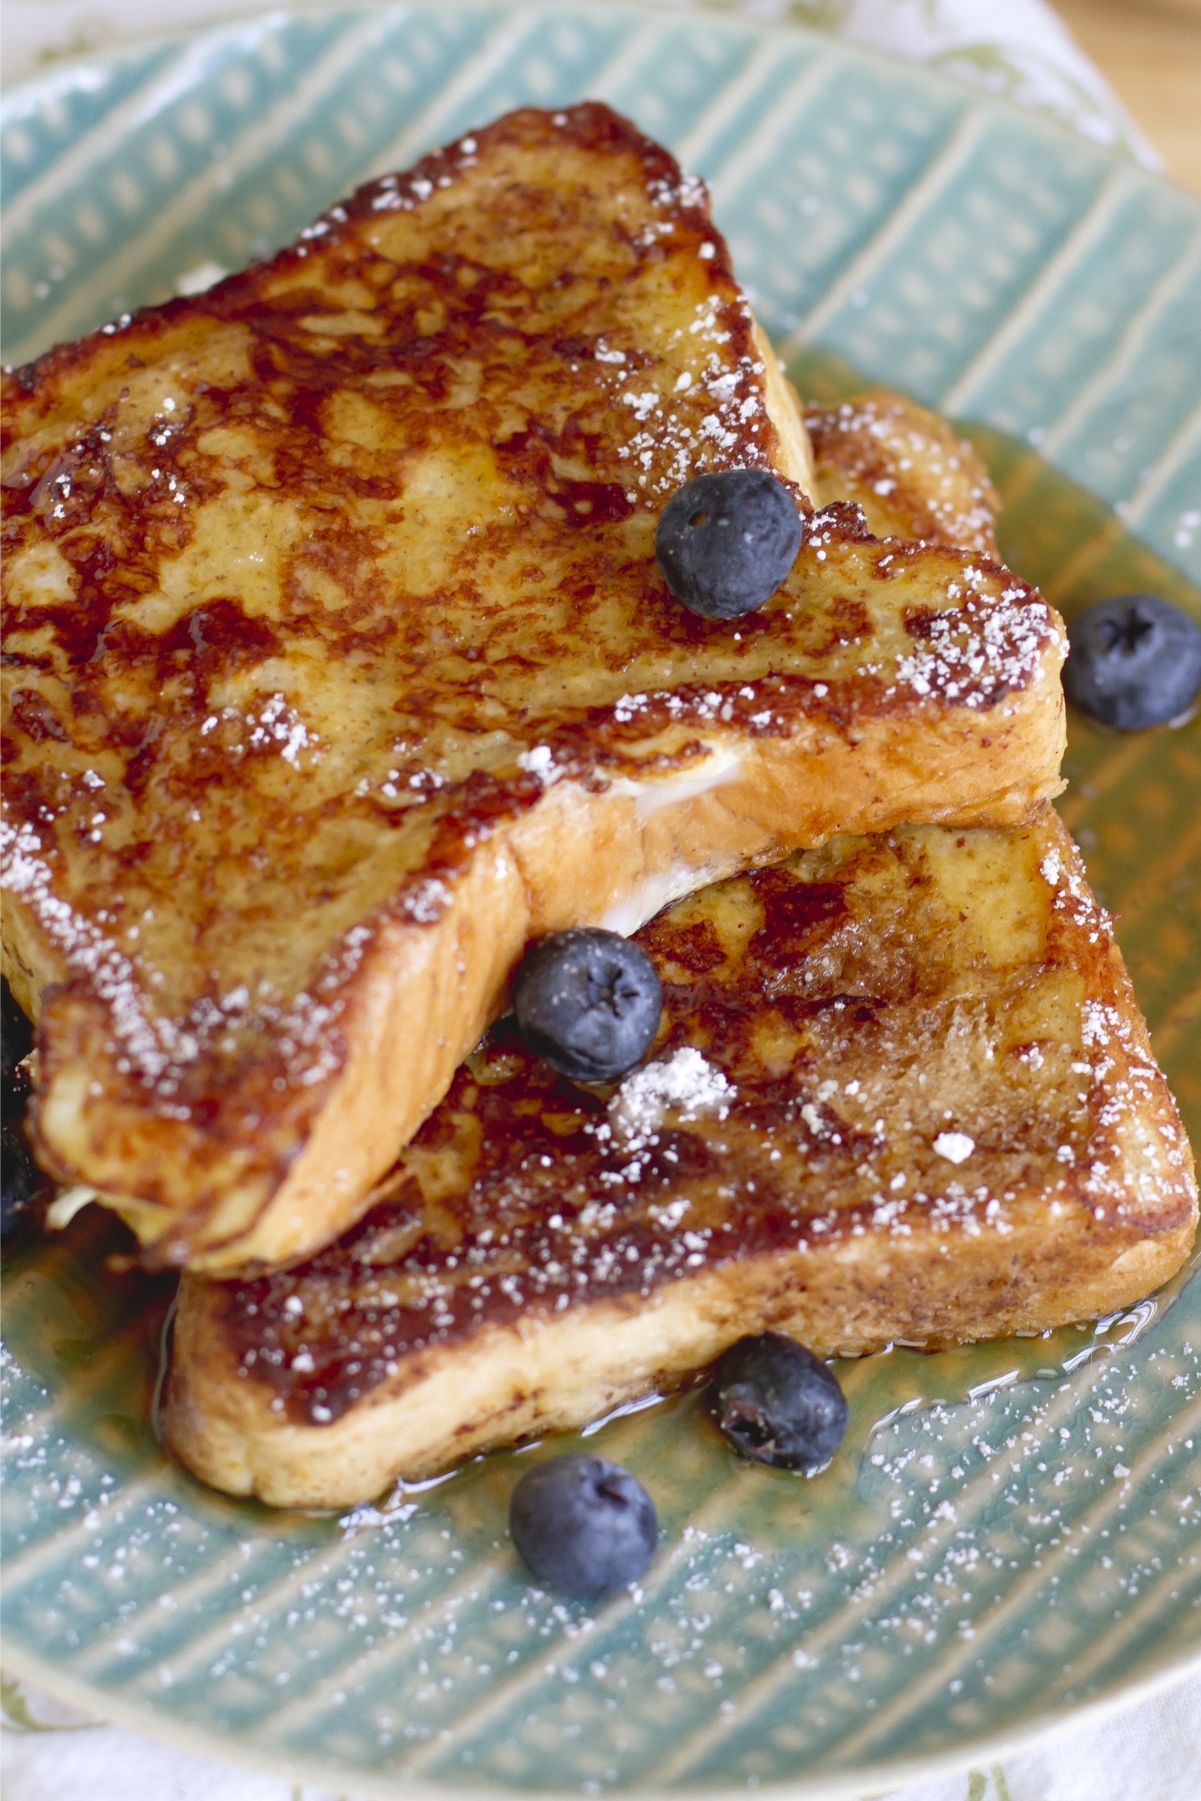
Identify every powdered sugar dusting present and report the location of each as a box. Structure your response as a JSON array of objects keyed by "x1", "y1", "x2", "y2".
[
  {"x1": 1040, "y1": 844, "x2": 1114, "y2": 943},
  {"x1": 609, "y1": 1047, "x2": 733, "y2": 1146},
  {"x1": 0, "y1": 814, "x2": 358, "y2": 1107},
  {"x1": 891, "y1": 582, "x2": 1059, "y2": 710},
  {"x1": 806, "y1": 395, "x2": 998, "y2": 554},
  {"x1": 601, "y1": 280, "x2": 773, "y2": 497}
]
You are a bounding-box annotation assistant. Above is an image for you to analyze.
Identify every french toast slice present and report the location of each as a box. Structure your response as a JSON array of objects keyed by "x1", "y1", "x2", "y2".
[
  {"x1": 2, "y1": 104, "x2": 1065, "y2": 1274},
  {"x1": 803, "y1": 390, "x2": 1000, "y2": 559},
  {"x1": 164, "y1": 805, "x2": 1197, "y2": 1506}
]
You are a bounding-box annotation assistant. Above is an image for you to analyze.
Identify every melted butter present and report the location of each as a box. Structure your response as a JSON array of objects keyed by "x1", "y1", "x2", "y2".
[
  {"x1": 599, "y1": 857, "x2": 729, "y2": 935},
  {"x1": 607, "y1": 745, "x2": 744, "y2": 818}
]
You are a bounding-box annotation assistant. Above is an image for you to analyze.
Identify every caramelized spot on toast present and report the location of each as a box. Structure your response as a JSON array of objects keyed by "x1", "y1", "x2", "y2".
[{"x1": 214, "y1": 818, "x2": 1194, "y2": 1428}]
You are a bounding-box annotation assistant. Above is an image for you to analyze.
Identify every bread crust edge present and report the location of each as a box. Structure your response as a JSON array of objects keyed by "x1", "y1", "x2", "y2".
[{"x1": 165, "y1": 1185, "x2": 1195, "y2": 1509}]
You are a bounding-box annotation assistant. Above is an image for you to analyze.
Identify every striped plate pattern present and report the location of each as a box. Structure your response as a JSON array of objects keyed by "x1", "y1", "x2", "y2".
[{"x1": 2, "y1": 6, "x2": 1199, "y2": 1796}]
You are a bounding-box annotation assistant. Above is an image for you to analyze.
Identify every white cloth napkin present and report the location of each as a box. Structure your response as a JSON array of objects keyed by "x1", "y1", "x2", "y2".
[{"x1": 0, "y1": 2, "x2": 1191, "y2": 1798}]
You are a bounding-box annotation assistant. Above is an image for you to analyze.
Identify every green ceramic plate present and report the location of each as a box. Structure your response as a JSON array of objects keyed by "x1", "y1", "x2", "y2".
[{"x1": 2, "y1": 5, "x2": 1199, "y2": 1795}]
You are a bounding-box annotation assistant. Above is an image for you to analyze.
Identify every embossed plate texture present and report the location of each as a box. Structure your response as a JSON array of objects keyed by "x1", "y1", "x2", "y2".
[{"x1": 2, "y1": 5, "x2": 1199, "y2": 1796}]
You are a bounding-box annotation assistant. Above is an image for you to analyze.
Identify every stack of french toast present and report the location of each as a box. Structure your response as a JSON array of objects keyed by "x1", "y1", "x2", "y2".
[{"x1": 2, "y1": 103, "x2": 1195, "y2": 1510}]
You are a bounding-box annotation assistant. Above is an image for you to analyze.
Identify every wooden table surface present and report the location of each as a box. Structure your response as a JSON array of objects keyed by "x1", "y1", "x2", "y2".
[{"x1": 1055, "y1": 0, "x2": 1201, "y2": 192}]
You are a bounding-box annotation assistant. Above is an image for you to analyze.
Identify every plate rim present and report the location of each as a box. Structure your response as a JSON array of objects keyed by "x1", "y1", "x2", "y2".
[
  {"x1": 4, "y1": 1635, "x2": 1199, "y2": 1801},
  {"x1": 4, "y1": 0, "x2": 1201, "y2": 216},
  {"x1": 2, "y1": 3, "x2": 1199, "y2": 1795}
]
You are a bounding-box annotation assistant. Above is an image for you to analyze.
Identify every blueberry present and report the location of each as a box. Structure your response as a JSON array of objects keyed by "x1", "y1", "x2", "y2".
[
  {"x1": 1, "y1": 978, "x2": 33, "y2": 1087},
  {"x1": 512, "y1": 928, "x2": 662, "y2": 1082},
  {"x1": 1, "y1": 1117, "x2": 45, "y2": 1243},
  {"x1": 509, "y1": 1453, "x2": 658, "y2": 1598},
  {"x1": 710, "y1": 1333, "x2": 848, "y2": 1472},
  {"x1": 1063, "y1": 593, "x2": 1201, "y2": 730},
  {"x1": 655, "y1": 468, "x2": 802, "y2": 620}
]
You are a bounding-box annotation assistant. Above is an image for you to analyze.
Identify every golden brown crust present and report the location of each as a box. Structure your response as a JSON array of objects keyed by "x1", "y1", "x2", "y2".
[
  {"x1": 168, "y1": 1218, "x2": 1194, "y2": 1511},
  {"x1": 2, "y1": 104, "x2": 1063, "y2": 1272},
  {"x1": 805, "y1": 389, "x2": 999, "y2": 555},
  {"x1": 164, "y1": 809, "x2": 1197, "y2": 1507},
  {"x1": 131, "y1": 655, "x2": 1068, "y2": 1273}
]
